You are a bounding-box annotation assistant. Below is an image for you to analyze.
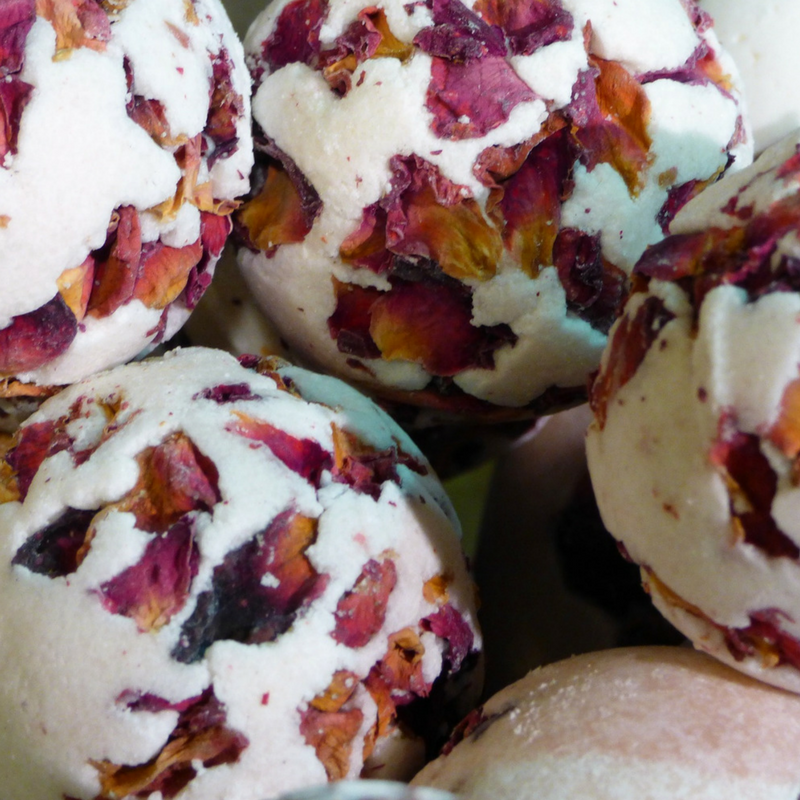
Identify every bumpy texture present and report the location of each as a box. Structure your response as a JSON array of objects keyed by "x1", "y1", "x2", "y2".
[
  {"x1": 0, "y1": 347, "x2": 481, "y2": 800},
  {"x1": 699, "y1": 0, "x2": 800, "y2": 152},
  {"x1": 0, "y1": 0, "x2": 253, "y2": 387},
  {"x1": 586, "y1": 133, "x2": 800, "y2": 693},
  {"x1": 413, "y1": 647, "x2": 800, "y2": 799},
  {"x1": 278, "y1": 779, "x2": 457, "y2": 800},
  {"x1": 236, "y1": 0, "x2": 750, "y2": 420}
]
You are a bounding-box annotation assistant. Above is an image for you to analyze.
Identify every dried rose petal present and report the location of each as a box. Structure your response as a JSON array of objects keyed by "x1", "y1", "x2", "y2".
[
  {"x1": 488, "y1": 126, "x2": 575, "y2": 277},
  {"x1": 259, "y1": 0, "x2": 328, "y2": 72},
  {"x1": 12, "y1": 507, "x2": 96, "y2": 577},
  {"x1": 0, "y1": 75, "x2": 33, "y2": 165},
  {"x1": 382, "y1": 155, "x2": 503, "y2": 282},
  {"x1": 92, "y1": 687, "x2": 248, "y2": 800},
  {"x1": 589, "y1": 294, "x2": 675, "y2": 429},
  {"x1": 0, "y1": 294, "x2": 78, "y2": 376},
  {"x1": 206, "y1": 48, "x2": 244, "y2": 166},
  {"x1": 299, "y1": 706, "x2": 364, "y2": 781},
  {"x1": 227, "y1": 410, "x2": 332, "y2": 485},
  {"x1": 332, "y1": 557, "x2": 397, "y2": 647},
  {"x1": 3, "y1": 418, "x2": 72, "y2": 499},
  {"x1": 35, "y1": 0, "x2": 112, "y2": 54},
  {"x1": 172, "y1": 509, "x2": 327, "y2": 663},
  {"x1": 98, "y1": 515, "x2": 200, "y2": 631},
  {"x1": 710, "y1": 417, "x2": 799, "y2": 559},
  {"x1": 0, "y1": 0, "x2": 35, "y2": 76},
  {"x1": 422, "y1": 603, "x2": 474, "y2": 672},
  {"x1": 366, "y1": 278, "x2": 515, "y2": 376},
  {"x1": 320, "y1": 7, "x2": 413, "y2": 94},
  {"x1": 425, "y1": 54, "x2": 536, "y2": 140},
  {"x1": 87, "y1": 206, "x2": 143, "y2": 319},
  {"x1": 414, "y1": 0, "x2": 506, "y2": 62},
  {"x1": 133, "y1": 238, "x2": 203, "y2": 310},
  {"x1": 109, "y1": 432, "x2": 220, "y2": 534},
  {"x1": 568, "y1": 55, "x2": 652, "y2": 195},
  {"x1": 236, "y1": 161, "x2": 319, "y2": 255},
  {"x1": 553, "y1": 228, "x2": 628, "y2": 334},
  {"x1": 473, "y1": 0, "x2": 572, "y2": 55}
]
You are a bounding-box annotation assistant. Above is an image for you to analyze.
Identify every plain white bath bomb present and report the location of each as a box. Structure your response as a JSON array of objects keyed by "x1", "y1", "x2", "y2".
[
  {"x1": 413, "y1": 647, "x2": 800, "y2": 799},
  {"x1": 586, "y1": 132, "x2": 800, "y2": 694},
  {"x1": 236, "y1": 0, "x2": 750, "y2": 420},
  {"x1": 0, "y1": 0, "x2": 253, "y2": 386},
  {"x1": 0, "y1": 347, "x2": 481, "y2": 800}
]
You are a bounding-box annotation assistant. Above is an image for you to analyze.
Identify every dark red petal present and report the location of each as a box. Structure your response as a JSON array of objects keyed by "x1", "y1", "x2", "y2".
[
  {"x1": 87, "y1": 206, "x2": 143, "y2": 319},
  {"x1": 332, "y1": 557, "x2": 397, "y2": 647},
  {"x1": 710, "y1": 417, "x2": 799, "y2": 559},
  {"x1": 93, "y1": 687, "x2": 248, "y2": 799},
  {"x1": 0, "y1": 293, "x2": 78, "y2": 375},
  {"x1": 12, "y1": 506, "x2": 95, "y2": 577},
  {"x1": 172, "y1": 509, "x2": 328, "y2": 663},
  {"x1": 99, "y1": 515, "x2": 200, "y2": 631},
  {"x1": 422, "y1": 603, "x2": 474, "y2": 671},
  {"x1": 0, "y1": 74, "x2": 33, "y2": 164},
  {"x1": 589, "y1": 294, "x2": 675, "y2": 428},
  {"x1": 426, "y1": 55, "x2": 536, "y2": 140},
  {"x1": 0, "y1": 0, "x2": 35, "y2": 76},
  {"x1": 414, "y1": 0, "x2": 506, "y2": 62},
  {"x1": 473, "y1": 0, "x2": 573, "y2": 56},
  {"x1": 226, "y1": 410, "x2": 332, "y2": 485},
  {"x1": 259, "y1": 0, "x2": 328, "y2": 72},
  {"x1": 553, "y1": 228, "x2": 628, "y2": 334}
]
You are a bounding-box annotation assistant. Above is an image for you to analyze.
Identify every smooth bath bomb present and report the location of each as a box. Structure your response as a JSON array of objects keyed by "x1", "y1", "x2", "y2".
[
  {"x1": 699, "y1": 0, "x2": 800, "y2": 152},
  {"x1": 0, "y1": 0, "x2": 253, "y2": 386},
  {"x1": 412, "y1": 647, "x2": 800, "y2": 799},
  {"x1": 0, "y1": 347, "x2": 481, "y2": 799},
  {"x1": 236, "y1": 0, "x2": 750, "y2": 420},
  {"x1": 586, "y1": 132, "x2": 800, "y2": 693}
]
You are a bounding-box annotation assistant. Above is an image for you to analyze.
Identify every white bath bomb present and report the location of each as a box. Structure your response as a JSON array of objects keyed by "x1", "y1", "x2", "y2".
[
  {"x1": 235, "y1": 0, "x2": 750, "y2": 420},
  {"x1": 586, "y1": 132, "x2": 800, "y2": 693},
  {"x1": 0, "y1": 0, "x2": 253, "y2": 385},
  {"x1": 699, "y1": 0, "x2": 800, "y2": 152},
  {"x1": 413, "y1": 647, "x2": 800, "y2": 799},
  {"x1": 0, "y1": 347, "x2": 481, "y2": 799}
]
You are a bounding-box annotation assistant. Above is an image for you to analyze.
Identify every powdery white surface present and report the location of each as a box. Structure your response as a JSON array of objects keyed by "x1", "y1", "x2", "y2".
[
  {"x1": 0, "y1": 0, "x2": 252, "y2": 383},
  {"x1": 239, "y1": 0, "x2": 749, "y2": 413},
  {"x1": 0, "y1": 348, "x2": 480, "y2": 800},
  {"x1": 278, "y1": 779, "x2": 457, "y2": 800},
  {"x1": 412, "y1": 647, "x2": 800, "y2": 799},
  {"x1": 586, "y1": 131, "x2": 800, "y2": 693},
  {"x1": 699, "y1": 0, "x2": 800, "y2": 152}
]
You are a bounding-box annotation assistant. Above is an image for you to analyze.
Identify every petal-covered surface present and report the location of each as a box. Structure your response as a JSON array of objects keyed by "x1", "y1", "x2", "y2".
[
  {"x1": 240, "y1": 0, "x2": 748, "y2": 416},
  {"x1": 91, "y1": 688, "x2": 248, "y2": 800},
  {"x1": 0, "y1": 348, "x2": 480, "y2": 797},
  {"x1": 1, "y1": 0, "x2": 252, "y2": 384}
]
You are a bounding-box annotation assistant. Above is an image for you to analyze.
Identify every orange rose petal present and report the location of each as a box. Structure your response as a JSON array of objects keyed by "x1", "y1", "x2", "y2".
[{"x1": 133, "y1": 238, "x2": 203, "y2": 310}]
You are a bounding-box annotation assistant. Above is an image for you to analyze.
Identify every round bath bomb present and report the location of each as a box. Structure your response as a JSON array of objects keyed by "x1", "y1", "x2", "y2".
[
  {"x1": 0, "y1": 0, "x2": 253, "y2": 386},
  {"x1": 278, "y1": 779, "x2": 457, "y2": 800},
  {"x1": 586, "y1": 132, "x2": 800, "y2": 693},
  {"x1": 0, "y1": 347, "x2": 482, "y2": 799},
  {"x1": 699, "y1": 0, "x2": 800, "y2": 152},
  {"x1": 236, "y1": 0, "x2": 750, "y2": 420},
  {"x1": 412, "y1": 647, "x2": 800, "y2": 799}
]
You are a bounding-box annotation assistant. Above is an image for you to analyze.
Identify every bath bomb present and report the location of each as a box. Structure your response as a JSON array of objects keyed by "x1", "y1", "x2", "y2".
[
  {"x1": 0, "y1": 0, "x2": 253, "y2": 386},
  {"x1": 586, "y1": 132, "x2": 800, "y2": 693},
  {"x1": 413, "y1": 647, "x2": 800, "y2": 799},
  {"x1": 236, "y1": 0, "x2": 750, "y2": 420},
  {"x1": 0, "y1": 347, "x2": 481, "y2": 799},
  {"x1": 278, "y1": 779, "x2": 457, "y2": 800},
  {"x1": 699, "y1": 0, "x2": 800, "y2": 152}
]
